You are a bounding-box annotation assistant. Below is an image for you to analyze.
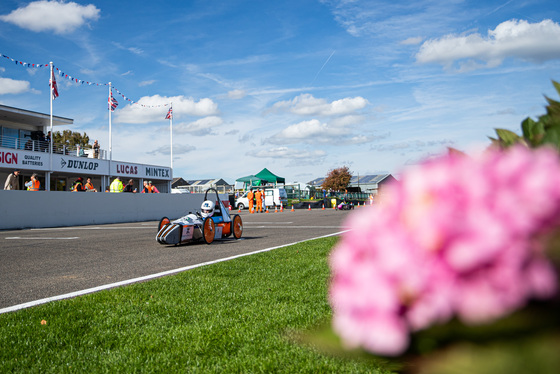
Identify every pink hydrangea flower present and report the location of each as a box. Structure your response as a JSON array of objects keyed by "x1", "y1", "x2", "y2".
[{"x1": 329, "y1": 146, "x2": 560, "y2": 356}]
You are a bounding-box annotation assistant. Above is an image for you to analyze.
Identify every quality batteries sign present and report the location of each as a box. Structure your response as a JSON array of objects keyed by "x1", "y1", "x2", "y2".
[{"x1": 0, "y1": 149, "x2": 46, "y2": 170}]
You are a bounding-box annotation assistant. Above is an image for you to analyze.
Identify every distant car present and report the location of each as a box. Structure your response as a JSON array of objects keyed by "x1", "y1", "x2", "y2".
[
  {"x1": 156, "y1": 188, "x2": 243, "y2": 245},
  {"x1": 337, "y1": 201, "x2": 354, "y2": 210},
  {"x1": 235, "y1": 188, "x2": 288, "y2": 210}
]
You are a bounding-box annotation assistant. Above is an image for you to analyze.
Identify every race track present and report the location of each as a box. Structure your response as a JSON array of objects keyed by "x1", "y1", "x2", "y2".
[{"x1": 0, "y1": 208, "x2": 355, "y2": 312}]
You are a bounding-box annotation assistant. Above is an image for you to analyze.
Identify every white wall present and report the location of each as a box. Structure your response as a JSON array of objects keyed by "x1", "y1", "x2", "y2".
[{"x1": 0, "y1": 191, "x2": 227, "y2": 230}]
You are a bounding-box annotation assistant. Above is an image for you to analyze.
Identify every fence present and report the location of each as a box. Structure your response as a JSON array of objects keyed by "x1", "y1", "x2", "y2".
[{"x1": 0, "y1": 134, "x2": 107, "y2": 159}]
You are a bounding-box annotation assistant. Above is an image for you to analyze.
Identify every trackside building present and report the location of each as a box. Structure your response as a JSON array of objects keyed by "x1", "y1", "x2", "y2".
[{"x1": 0, "y1": 105, "x2": 172, "y2": 192}]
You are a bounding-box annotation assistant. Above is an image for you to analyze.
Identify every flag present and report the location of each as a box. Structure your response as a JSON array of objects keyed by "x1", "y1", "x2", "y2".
[
  {"x1": 108, "y1": 92, "x2": 118, "y2": 111},
  {"x1": 50, "y1": 69, "x2": 59, "y2": 99},
  {"x1": 165, "y1": 106, "x2": 173, "y2": 120}
]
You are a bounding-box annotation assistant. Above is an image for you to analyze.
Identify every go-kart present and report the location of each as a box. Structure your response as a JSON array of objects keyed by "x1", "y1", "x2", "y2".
[
  {"x1": 156, "y1": 188, "x2": 243, "y2": 245},
  {"x1": 337, "y1": 201, "x2": 354, "y2": 210}
]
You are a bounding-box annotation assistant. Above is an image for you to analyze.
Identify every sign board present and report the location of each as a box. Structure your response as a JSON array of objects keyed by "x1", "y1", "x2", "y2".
[{"x1": 0, "y1": 147, "x2": 172, "y2": 180}]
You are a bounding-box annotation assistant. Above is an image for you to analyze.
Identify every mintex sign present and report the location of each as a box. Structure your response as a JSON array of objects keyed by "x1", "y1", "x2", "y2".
[{"x1": 113, "y1": 162, "x2": 171, "y2": 180}]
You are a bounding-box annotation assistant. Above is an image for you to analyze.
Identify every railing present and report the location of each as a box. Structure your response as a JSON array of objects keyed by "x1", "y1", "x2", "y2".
[
  {"x1": 173, "y1": 185, "x2": 234, "y2": 194},
  {"x1": 0, "y1": 134, "x2": 107, "y2": 159}
]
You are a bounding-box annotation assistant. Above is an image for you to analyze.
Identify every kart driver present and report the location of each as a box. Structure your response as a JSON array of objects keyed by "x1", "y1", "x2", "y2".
[{"x1": 201, "y1": 200, "x2": 215, "y2": 218}]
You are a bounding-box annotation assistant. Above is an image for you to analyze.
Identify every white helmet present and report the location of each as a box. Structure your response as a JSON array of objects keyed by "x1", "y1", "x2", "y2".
[{"x1": 201, "y1": 200, "x2": 215, "y2": 218}]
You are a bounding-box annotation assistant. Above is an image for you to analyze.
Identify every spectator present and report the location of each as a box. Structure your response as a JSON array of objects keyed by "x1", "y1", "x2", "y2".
[
  {"x1": 148, "y1": 181, "x2": 160, "y2": 193},
  {"x1": 123, "y1": 179, "x2": 136, "y2": 193},
  {"x1": 4, "y1": 169, "x2": 20, "y2": 190},
  {"x1": 255, "y1": 188, "x2": 263, "y2": 213},
  {"x1": 109, "y1": 176, "x2": 123, "y2": 193},
  {"x1": 45, "y1": 131, "x2": 51, "y2": 152},
  {"x1": 93, "y1": 140, "x2": 100, "y2": 159},
  {"x1": 105, "y1": 186, "x2": 110, "y2": 192},
  {"x1": 25, "y1": 173, "x2": 40, "y2": 191},
  {"x1": 72, "y1": 177, "x2": 85, "y2": 192},
  {"x1": 84, "y1": 177, "x2": 97, "y2": 192},
  {"x1": 247, "y1": 188, "x2": 254, "y2": 213},
  {"x1": 141, "y1": 180, "x2": 151, "y2": 193}
]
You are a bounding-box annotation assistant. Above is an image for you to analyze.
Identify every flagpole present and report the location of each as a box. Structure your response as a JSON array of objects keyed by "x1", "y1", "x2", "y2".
[
  {"x1": 169, "y1": 102, "x2": 173, "y2": 173},
  {"x1": 108, "y1": 82, "x2": 112, "y2": 180},
  {"x1": 48, "y1": 61, "x2": 54, "y2": 191}
]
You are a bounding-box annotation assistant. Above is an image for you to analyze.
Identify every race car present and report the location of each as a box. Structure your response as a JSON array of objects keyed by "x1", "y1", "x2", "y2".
[{"x1": 156, "y1": 188, "x2": 243, "y2": 245}]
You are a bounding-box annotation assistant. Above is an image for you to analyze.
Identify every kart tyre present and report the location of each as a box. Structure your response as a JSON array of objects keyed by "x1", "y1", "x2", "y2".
[
  {"x1": 232, "y1": 214, "x2": 243, "y2": 239},
  {"x1": 158, "y1": 217, "x2": 170, "y2": 232},
  {"x1": 202, "y1": 217, "x2": 215, "y2": 244},
  {"x1": 238, "y1": 203, "x2": 245, "y2": 210}
]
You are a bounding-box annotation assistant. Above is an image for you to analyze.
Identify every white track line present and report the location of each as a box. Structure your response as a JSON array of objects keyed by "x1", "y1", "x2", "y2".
[
  {"x1": 5, "y1": 237, "x2": 80, "y2": 240},
  {"x1": 0, "y1": 230, "x2": 349, "y2": 314}
]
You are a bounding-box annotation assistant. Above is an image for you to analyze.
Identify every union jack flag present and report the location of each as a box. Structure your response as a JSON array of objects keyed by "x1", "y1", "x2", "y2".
[
  {"x1": 50, "y1": 69, "x2": 59, "y2": 99},
  {"x1": 108, "y1": 92, "x2": 118, "y2": 111},
  {"x1": 165, "y1": 106, "x2": 173, "y2": 120}
]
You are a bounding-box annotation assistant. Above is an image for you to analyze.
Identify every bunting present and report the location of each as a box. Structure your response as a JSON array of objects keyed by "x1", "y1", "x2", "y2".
[
  {"x1": 1, "y1": 52, "x2": 172, "y2": 109},
  {"x1": 0, "y1": 53, "x2": 49, "y2": 68}
]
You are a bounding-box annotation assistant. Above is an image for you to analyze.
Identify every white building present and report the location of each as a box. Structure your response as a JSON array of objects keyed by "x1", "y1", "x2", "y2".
[{"x1": 0, "y1": 105, "x2": 172, "y2": 192}]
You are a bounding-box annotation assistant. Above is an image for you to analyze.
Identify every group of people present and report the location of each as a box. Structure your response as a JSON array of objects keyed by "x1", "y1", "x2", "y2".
[
  {"x1": 71, "y1": 177, "x2": 98, "y2": 192},
  {"x1": 3, "y1": 170, "x2": 161, "y2": 193},
  {"x1": 106, "y1": 177, "x2": 160, "y2": 193},
  {"x1": 3, "y1": 170, "x2": 41, "y2": 191},
  {"x1": 23, "y1": 131, "x2": 51, "y2": 152},
  {"x1": 247, "y1": 188, "x2": 266, "y2": 213}
]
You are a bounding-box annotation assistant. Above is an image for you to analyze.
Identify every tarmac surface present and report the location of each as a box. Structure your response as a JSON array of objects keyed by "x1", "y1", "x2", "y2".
[{"x1": 0, "y1": 207, "x2": 356, "y2": 312}]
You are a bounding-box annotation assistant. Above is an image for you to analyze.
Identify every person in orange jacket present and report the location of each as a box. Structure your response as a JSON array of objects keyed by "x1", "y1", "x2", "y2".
[
  {"x1": 247, "y1": 188, "x2": 254, "y2": 212},
  {"x1": 25, "y1": 173, "x2": 40, "y2": 191},
  {"x1": 255, "y1": 188, "x2": 263, "y2": 213}
]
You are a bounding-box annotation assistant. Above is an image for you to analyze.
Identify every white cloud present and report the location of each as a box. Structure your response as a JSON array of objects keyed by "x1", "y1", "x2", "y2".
[
  {"x1": 247, "y1": 147, "x2": 326, "y2": 159},
  {"x1": 147, "y1": 144, "x2": 196, "y2": 156},
  {"x1": 270, "y1": 94, "x2": 368, "y2": 116},
  {"x1": 401, "y1": 36, "x2": 423, "y2": 45},
  {"x1": 0, "y1": 77, "x2": 31, "y2": 94},
  {"x1": 139, "y1": 80, "x2": 156, "y2": 87},
  {"x1": 0, "y1": 1, "x2": 100, "y2": 34},
  {"x1": 174, "y1": 116, "x2": 223, "y2": 136},
  {"x1": 416, "y1": 19, "x2": 560, "y2": 71},
  {"x1": 266, "y1": 118, "x2": 371, "y2": 145},
  {"x1": 227, "y1": 89, "x2": 246, "y2": 99},
  {"x1": 115, "y1": 95, "x2": 219, "y2": 124}
]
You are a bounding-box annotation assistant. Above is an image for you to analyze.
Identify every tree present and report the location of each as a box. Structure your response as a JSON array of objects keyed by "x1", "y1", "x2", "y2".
[
  {"x1": 322, "y1": 166, "x2": 352, "y2": 191},
  {"x1": 52, "y1": 130, "x2": 91, "y2": 148}
]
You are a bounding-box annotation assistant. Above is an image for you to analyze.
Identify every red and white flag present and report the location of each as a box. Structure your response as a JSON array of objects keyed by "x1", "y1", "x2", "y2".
[
  {"x1": 50, "y1": 69, "x2": 59, "y2": 99},
  {"x1": 165, "y1": 106, "x2": 173, "y2": 120},
  {"x1": 108, "y1": 92, "x2": 118, "y2": 111}
]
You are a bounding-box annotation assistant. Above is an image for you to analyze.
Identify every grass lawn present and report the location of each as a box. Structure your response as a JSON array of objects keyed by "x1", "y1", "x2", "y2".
[{"x1": 0, "y1": 237, "x2": 388, "y2": 373}]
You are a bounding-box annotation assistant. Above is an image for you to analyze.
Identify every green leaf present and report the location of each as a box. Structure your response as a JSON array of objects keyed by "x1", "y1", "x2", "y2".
[{"x1": 495, "y1": 129, "x2": 521, "y2": 146}]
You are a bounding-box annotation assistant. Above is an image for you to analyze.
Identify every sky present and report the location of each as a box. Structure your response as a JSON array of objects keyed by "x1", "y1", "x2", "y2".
[{"x1": 1, "y1": 0, "x2": 559, "y2": 185}]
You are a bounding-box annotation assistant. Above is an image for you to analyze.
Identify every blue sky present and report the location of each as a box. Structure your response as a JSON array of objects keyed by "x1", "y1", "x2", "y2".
[{"x1": 1, "y1": 0, "x2": 559, "y2": 185}]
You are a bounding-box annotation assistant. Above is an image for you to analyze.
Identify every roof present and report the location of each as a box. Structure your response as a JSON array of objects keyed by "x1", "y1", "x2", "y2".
[
  {"x1": 307, "y1": 174, "x2": 395, "y2": 187},
  {"x1": 254, "y1": 168, "x2": 285, "y2": 184},
  {"x1": 172, "y1": 177, "x2": 189, "y2": 188},
  {"x1": 0, "y1": 104, "x2": 73, "y2": 128},
  {"x1": 186, "y1": 178, "x2": 231, "y2": 186}
]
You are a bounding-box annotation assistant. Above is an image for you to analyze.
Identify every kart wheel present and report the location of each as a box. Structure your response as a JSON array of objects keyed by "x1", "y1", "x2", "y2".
[
  {"x1": 158, "y1": 217, "x2": 170, "y2": 232},
  {"x1": 232, "y1": 214, "x2": 243, "y2": 239},
  {"x1": 238, "y1": 203, "x2": 245, "y2": 210},
  {"x1": 202, "y1": 217, "x2": 215, "y2": 244}
]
